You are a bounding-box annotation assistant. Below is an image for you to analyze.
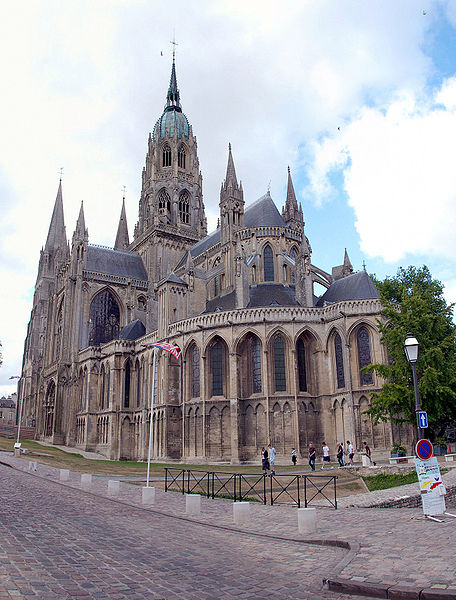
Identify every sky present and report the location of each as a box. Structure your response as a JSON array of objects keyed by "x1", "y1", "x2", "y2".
[{"x1": 2, "y1": 0, "x2": 456, "y2": 395}]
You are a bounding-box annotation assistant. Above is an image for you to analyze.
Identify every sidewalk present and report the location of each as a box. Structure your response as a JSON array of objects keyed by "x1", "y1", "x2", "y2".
[{"x1": 2, "y1": 451, "x2": 455, "y2": 599}]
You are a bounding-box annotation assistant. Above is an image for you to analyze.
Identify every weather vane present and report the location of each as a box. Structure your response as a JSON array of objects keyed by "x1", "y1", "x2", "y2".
[
  {"x1": 170, "y1": 31, "x2": 178, "y2": 59},
  {"x1": 58, "y1": 167, "x2": 64, "y2": 180},
  {"x1": 122, "y1": 185, "x2": 126, "y2": 199}
]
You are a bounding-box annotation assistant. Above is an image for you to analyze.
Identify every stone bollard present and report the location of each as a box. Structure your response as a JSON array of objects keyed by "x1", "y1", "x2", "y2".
[
  {"x1": 186, "y1": 494, "x2": 201, "y2": 516},
  {"x1": 59, "y1": 469, "x2": 70, "y2": 482},
  {"x1": 28, "y1": 461, "x2": 37, "y2": 472},
  {"x1": 298, "y1": 507, "x2": 317, "y2": 534},
  {"x1": 361, "y1": 454, "x2": 370, "y2": 467},
  {"x1": 108, "y1": 480, "x2": 120, "y2": 497},
  {"x1": 142, "y1": 486, "x2": 155, "y2": 505},
  {"x1": 233, "y1": 502, "x2": 250, "y2": 525},
  {"x1": 81, "y1": 473, "x2": 92, "y2": 489}
]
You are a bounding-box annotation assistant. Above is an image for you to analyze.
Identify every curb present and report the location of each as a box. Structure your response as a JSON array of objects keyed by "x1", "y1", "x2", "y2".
[{"x1": 325, "y1": 577, "x2": 456, "y2": 599}]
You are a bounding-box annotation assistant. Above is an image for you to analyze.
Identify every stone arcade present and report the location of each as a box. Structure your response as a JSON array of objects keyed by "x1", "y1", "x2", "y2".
[{"x1": 19, "y1": 57, "x2": 413, "y2": 462}]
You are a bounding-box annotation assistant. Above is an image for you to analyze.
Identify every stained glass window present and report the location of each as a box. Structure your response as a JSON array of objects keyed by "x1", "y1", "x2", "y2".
[
  {"x1": 211, "y1": 340, "x2": 224, "y2": 396},
  {"x1": 158, "y1": 189, "x2": 171, "y2": 215},
  {"x1": 100, "y1": 366, "x2": 105, "y2": 410},
  {"x1": 334, "y1": 333, "x2": 345, "y2": 389},
  {"x1": 191, "y1": 345, "x2": 200, "y2": 397},
  {"x1": 162, "y1": 143, "x2": 171, "y2": 167},
  {"x1": 252, "y1": 336, "x2": 262, "y2": 394},
  {"x1": 106, "y1": 369, "x2": 110, "y2": 408},
  {"x1": 273, "y1": 335, "x2": 286, "y2": 391},
  {"x1": 178, "y1": 144, "x2": 186, "y2": 169},
  {"x1": 358, "y1": 327, "x2": 373, "y2": 385},
  {"x1": 264, "y1": 245, "x2": 274, "y2": 281},
  {"x1": 136, "y1": 361, "x2": 141, "y2": 407},
  {"x1": 297, "y1": 338, "x2": 307, "y2": 392},
  {"x1": 88, "y1": 290, "x2": 120, "y2": 346},
  {"x1": 124, "y1": 361, "x2": 131, "y2": 408},
  {"x1": 179, "y1": 191, "x2": 190, "y2": 224}
]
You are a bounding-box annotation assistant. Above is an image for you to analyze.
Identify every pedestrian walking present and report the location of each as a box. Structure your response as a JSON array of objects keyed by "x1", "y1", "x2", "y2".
[
  {"x1": 261, "y1": 446, "x2": 270, "y2": 474},
  {"x1": 321, "y1": 442, "x2": 331, "y2": 469},
  {"x1": 336, "y1": 442, "x2": 344, "y2": 467},
  {"x1": 268, "y1": 443, "x2": 276, "y2": 475},
  {"x1": 291, "y1": 448, "x2": 297, "y2": 466},
  {"x1": 346, "y1": 440, "x2": 354, "y2": 466},
  {"x1": 363, "y1": 441, "x2": 375, "y2": 465},
  {"x1": 308, "y1": 443, "x2": 316, "y2": 471}
]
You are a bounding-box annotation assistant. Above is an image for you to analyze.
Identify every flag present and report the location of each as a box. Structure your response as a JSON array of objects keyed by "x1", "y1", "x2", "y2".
[
  {"x1": 9, "y1": 376, "x2": 20, "y2": 380},
  {"x1": 144, "y1": 342, "x2": 181, "y2": 359}
]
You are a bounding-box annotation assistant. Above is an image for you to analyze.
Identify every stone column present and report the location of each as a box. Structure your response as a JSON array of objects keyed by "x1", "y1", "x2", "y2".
[{"x1": 229, "y1": 351, "x2": 240, "y2": 464}]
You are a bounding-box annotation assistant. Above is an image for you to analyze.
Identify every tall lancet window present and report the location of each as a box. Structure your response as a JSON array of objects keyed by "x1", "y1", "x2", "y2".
[
  {"x1": 334, "y1": 333, "x2": 345, "y2": 389},
  {"x1": 358, "y1": 327, "x2": 373, "y2": 385},
  {"x1": 179, "y1": 191, "x2": 190, "y2": 224},
  {"x1": 162, "y1": 143, "x2": 171, "y2": 167},
  {"x1": 297, "y1": 338, "x2": 307, "y2": 392},
  {"x1": 264, "y1": 245, "x2": 274, "y2": 281},
  {"x1": 178, "y1": 144, "x2": 186, "y2": 169},
  {"x1": 273, "y1": 335, "x2": 286, "y2": 392},
  {"x1": 88, "y1": 290, "x2": 120, "y2": 346}
]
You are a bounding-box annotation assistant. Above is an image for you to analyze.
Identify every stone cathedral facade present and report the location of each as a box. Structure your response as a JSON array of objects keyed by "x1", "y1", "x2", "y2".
[{"x1": 19, "y1": 59, "x2": 412, "y2": 462}]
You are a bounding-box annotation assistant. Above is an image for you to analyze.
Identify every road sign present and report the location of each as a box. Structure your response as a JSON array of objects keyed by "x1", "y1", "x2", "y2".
[
  {"x1": 418, "y1": 411, "x2": 428, "y2": 428},
  {"x1": 416, "y1": 438, "x2": 434, "y2": 460}
]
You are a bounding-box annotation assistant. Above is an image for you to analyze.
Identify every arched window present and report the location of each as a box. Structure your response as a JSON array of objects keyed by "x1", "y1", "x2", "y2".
[
  {"x1": 264, "y1": 245, "x2": 274, "y2": 281},
  {"x1": 211, "y1": 340, "x2": 224, "y2": 396},
  {"x1": 162, "y1": 143, "x2": 171, "y2": 167},
  {"x1": 334, "y1": 333, "x2": 345, "y2": 389},
  {"x1": 238, "y1": 334, "x2": 262, "y2": 397},
  {"x1": 88, "y1": 290, "x2": 120, "y2": 346},
  {"x1": 358, "y1": 327, "x2": 373, "y2": 385},
  {"x1": 214, "y1": 275, "x2": 220, "y2": 297},
  {"x1": 178, "y1": 144, "x2": 186, "y2": 169},
  {"x1": 100, "y1": 365, "x2": 105, "y2": 410},
  {"x1": 106, "y1": 368, "x2": 110, "y2": 409},
  {"x1": 79, "y1": 370, "x2": 85, "y2": 410},
  {"x1": 124, "y1": 361, "x2": 131, "y2": 408},
  {"x1": 190, "y1": 345, "x2": 200, "y2": 397},
  {"x1": 53, "y1": 302, "x2": 63, "y2": 361},
  {"x1": 136, "y1": 360, "x2": 141, "y2": 407},
  {"x1": 273, "y1": 335, "x2": 286, "y2": 392},
  {"x1": 158, "y1": 189, "x2": 171, "y2": 215},
  {"x1": 179, "y1": 191, "x2": 190, "y2": 224},
  {"x1": 290, "y1": 247, "x2": 297, "y2": 284},
  {"x1": 252, "y1": 337, "x2": 262, "y2": 394},
  {"x1": 297, "y1": 338, "x2": 307, "y2": 392}
]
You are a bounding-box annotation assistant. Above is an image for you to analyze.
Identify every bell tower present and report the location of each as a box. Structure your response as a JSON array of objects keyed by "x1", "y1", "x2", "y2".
[{"x1": 131, "y1": 53, "x2": 207, "y2": 282}]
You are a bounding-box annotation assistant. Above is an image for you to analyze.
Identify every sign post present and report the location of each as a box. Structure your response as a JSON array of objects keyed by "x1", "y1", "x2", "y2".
[{"x1": 414, "y1": 439, "x2": 446, "y2": 517}]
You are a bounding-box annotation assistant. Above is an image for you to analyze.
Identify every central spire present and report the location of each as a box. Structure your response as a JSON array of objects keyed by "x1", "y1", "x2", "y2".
[{"x1": 165, "y1": 53, "x2": 182, "y2": 113}]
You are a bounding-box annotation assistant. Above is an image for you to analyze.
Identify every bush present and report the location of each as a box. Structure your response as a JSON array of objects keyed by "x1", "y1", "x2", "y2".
[{"x1": 391, "y1": 443, "x2": 407, "y2": 456}]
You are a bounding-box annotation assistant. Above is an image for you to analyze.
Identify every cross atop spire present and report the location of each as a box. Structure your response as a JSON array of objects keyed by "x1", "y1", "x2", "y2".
[{"x1": 165, "y1": 39, "x2": 181, "y2": 112}]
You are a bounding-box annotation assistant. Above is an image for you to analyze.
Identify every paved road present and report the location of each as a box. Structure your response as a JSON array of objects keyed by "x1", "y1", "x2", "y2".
[{"x1": 0, "y1": 464, "x2": 362, "y2": 600}]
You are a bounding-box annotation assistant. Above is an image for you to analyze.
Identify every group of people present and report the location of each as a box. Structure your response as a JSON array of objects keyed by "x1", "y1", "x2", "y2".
[
  {"x1": 261, "y1": 440, "x2": 373, "y2": 473},
  {"x1": 307, "y1": 440, "x2": 356, "y2": 470}
]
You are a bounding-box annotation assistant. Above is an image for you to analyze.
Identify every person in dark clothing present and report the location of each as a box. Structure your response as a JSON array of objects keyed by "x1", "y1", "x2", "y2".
[
  {"x1": 261, "y1": 446, "x2": 270, "y2": 474},
  {"x1": 308, "y1": 443, "x2": 316, "y2": 471}
]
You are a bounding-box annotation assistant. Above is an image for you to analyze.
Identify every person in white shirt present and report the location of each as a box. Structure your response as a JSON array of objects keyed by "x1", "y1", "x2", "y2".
[
  {"x1": 321, "y1": 442, "x2": 331, "y2": 469},
  {"x1": 346, "y1": 440, "x2": 354, "y2": 465},
  {"x1": 268, "y1": 443, "x2": 276, "y2": 475}
]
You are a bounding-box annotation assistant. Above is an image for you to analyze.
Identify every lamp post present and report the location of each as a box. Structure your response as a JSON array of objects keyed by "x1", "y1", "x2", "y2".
[{"x1": 404, "y1": 333, "x2": 424, "y2": 440}]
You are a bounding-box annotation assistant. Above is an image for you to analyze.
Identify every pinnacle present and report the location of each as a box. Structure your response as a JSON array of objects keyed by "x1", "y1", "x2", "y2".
[
  {"x1": 114, "y1": 198, "x2": 130, "y2": 250},
  {"x1": 45, "y1": 179, "x2": 68, "y2": 254},
  {"x1": 224, "y1": 143, "x2": 238, "y2": 187}
]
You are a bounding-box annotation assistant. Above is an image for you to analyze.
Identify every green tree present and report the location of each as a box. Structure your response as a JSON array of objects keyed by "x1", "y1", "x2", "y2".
[{"x1": 367, "y1": 266, "x2": 456, "y2": 438}]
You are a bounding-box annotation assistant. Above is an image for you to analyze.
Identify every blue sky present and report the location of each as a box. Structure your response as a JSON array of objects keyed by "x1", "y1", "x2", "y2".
[{"x1": 2, "y1": 0, "x2": 456, "y2": 395}]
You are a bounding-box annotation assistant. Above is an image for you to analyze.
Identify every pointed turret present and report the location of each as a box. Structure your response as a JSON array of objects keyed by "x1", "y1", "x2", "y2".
[
  {"x1": 72, "y1": 202, "x2": 88, "y2": 244},
  {"x1": 224, "y1": 143, "x2": 238, "y2": 188},
  {"x1": 45, "y1": 180, "x2": 68, "y2": 254},
  {"x1": 282, "y1": 167, "x2": 303, "y2": 232},
  {"x1": 343, "y1": 248, "x2": 353, "y2": 273},
  {"x1": 114, "y1": 198, "x2": 130, "y2": 250},
  {"x1": 219, "y1": 144, "x2": 244, "y2": 247},
  {"x1": 332, "y1": 248, "x2": 354, "y2": 281}
]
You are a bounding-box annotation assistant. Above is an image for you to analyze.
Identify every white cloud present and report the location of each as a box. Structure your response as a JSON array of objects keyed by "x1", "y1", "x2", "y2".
[{"x1": 305, "y1": 78, "x2": 456, "y2": 262}]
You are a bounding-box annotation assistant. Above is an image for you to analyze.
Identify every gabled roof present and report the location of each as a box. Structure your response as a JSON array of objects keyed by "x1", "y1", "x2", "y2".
[
  {"x1": 85, "y1": 246, "x2": 148, "y2": 281},
  {"x1": 316, "y1": 270, "x2": 379, "y2": 307},
  {"x1": 244, "y1": 192, "x2": 286, "y2": 228},
  {"x1": 248, "y1": 284, "x2": 300, "y2": 308},
  {"x1": 162, "y1": 272, "x2": 186, "y2": 285},
  {"x1": 118, "y1": 319, "x2": 146, "y2": 340}
]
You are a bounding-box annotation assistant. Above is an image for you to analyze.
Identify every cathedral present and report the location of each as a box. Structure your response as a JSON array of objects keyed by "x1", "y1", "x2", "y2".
[{"x1": 19, "y1": 57, "x2": 412, "y2": 462}]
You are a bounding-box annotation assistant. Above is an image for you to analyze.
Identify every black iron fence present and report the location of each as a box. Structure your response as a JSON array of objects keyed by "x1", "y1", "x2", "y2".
[{"x1": 164, "y1": 468, "x2": 337, "y2": 509}]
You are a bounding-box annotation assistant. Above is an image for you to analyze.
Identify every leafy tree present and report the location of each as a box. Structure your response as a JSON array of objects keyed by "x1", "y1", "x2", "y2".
[{"x1": 367, "y1": 266, "x2": 456, "y2": 438}]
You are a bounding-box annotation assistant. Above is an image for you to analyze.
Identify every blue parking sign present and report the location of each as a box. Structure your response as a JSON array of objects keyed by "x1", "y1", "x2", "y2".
[{"x1": 418, "y1": 411, "x2": 428, "y2": 428}]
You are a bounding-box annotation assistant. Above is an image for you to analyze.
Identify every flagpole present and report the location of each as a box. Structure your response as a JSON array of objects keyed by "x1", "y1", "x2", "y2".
[{"x1": 146, "y1": 347, "x2": 158, "y2": 487}]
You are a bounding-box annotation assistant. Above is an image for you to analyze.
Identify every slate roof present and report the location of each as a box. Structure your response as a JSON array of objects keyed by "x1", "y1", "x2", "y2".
[
  {"x1": 85, "y1": 246, "x2": 148, "y2": 281},
  {"x1": 0, "y1": 397, "x2": 15, "y2": 408},
  {"x1": 248, "y1": 284, "x2": 300, "y2": 308},
  {"x1": 162, "y1": 272, "x2": 187, "y2": 285},
  {"x1": 316, "y1": 270, "x2": 379, "y2": 307},
  {"x1": 203, "y1": 284, "x2": 300, "y2": 314},
  {"x1": 178, "y1": 192, "x2": 287, "y2": 270},
  {"x1": 118, "y1": 319, "x2": 146, "y2": 340}
]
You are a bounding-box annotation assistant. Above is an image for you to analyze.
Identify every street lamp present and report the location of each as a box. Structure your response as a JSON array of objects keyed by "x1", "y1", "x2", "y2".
[{"x1": 404, "y1": 333, "x2": 424, "y2": 440}]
